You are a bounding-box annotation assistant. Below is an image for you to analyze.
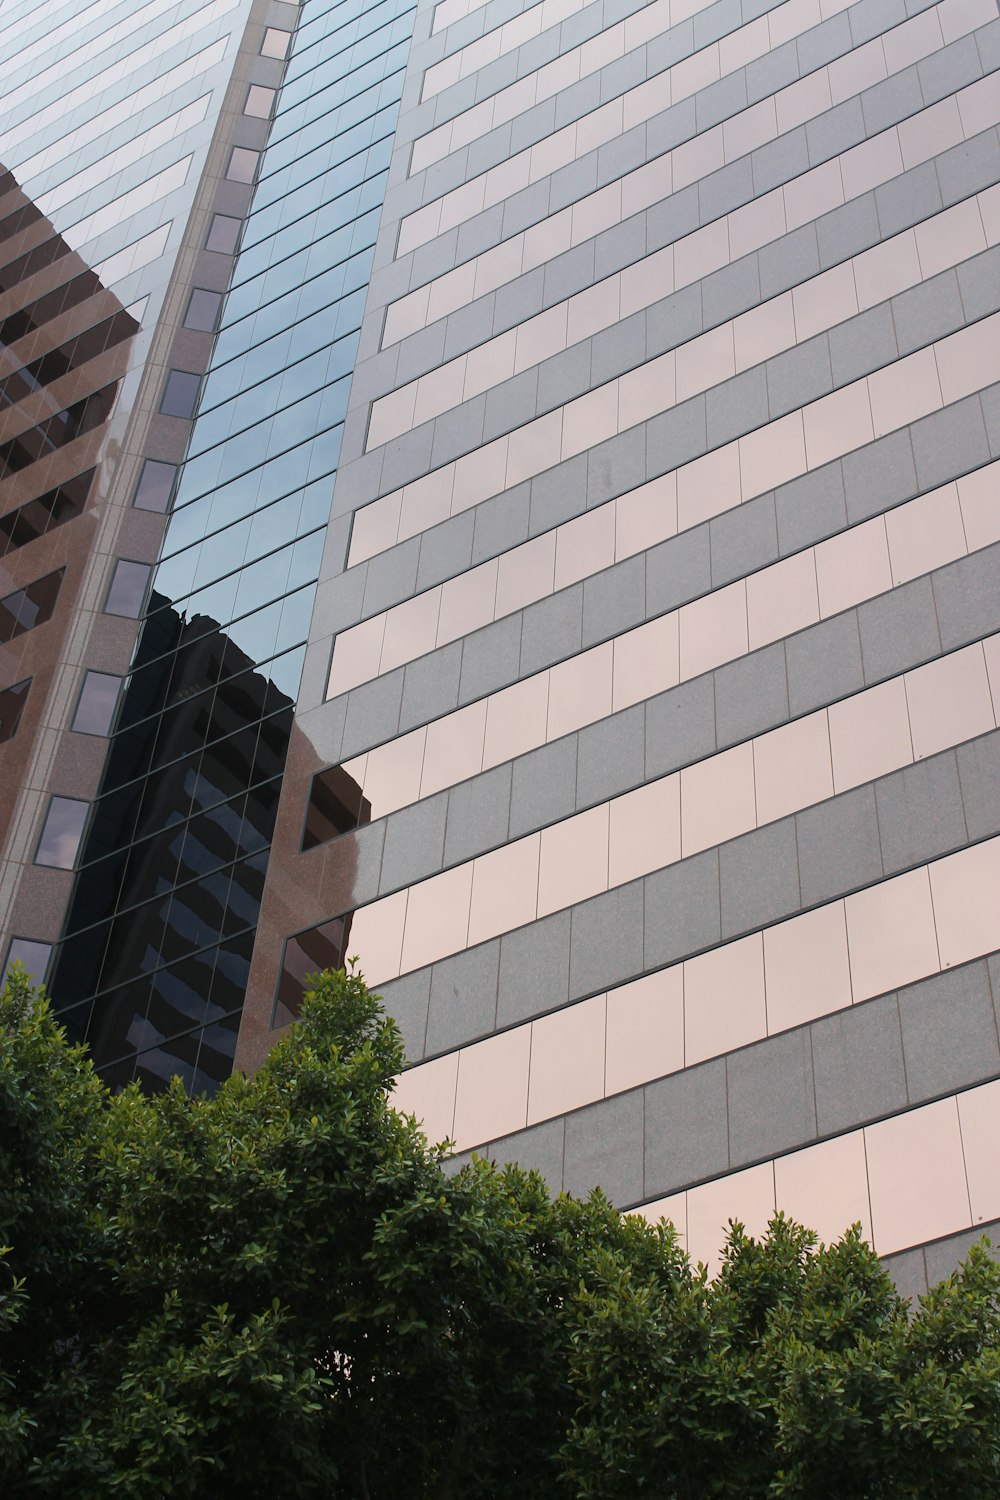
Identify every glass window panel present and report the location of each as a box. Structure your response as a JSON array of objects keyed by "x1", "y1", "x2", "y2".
[
  {"x1": 72, "y1": 671, "x2": 121, "y2": 737},
  {"x1": 245, "y1": 84, "x2": 276, "y2": 118},
  {"x1": 105, "y1": 560, "x2": 151, "y2": 618},
  {"x1": 0, "y1": 676, "x2": 30, "y2": 744},
  {"x1": 133, "y1": 459, "x2": 176, "y2": 513},
  {"x1": 160, "y1": 370, "x2": 201, "y2": 419},
  {"x1": 206, "y1": 214, "x2": 241, "y2": 254},
  {"x1": 226, "y1": 147, "x2": 260, "y2": 184},
  {"x1": 183, "y1": 289, "x2": 223, "y2": 333},
  {"x1": 2, "y1": 937, "x2": 52, "y2": 988},
  {"x1": 36, "y1": 796, "x2": 89, "y2": 869},
  {"x1": 262, "y1": 27, "x2": 291, "y2": 57}
]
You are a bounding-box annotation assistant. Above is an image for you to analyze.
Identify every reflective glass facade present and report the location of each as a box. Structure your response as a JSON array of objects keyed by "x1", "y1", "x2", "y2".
[{"x1": 48, "y1": 0, "x2": 418, "y2": 1092}]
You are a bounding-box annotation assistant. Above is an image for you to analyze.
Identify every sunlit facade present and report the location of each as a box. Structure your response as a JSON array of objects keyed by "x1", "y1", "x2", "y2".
[
  {"x1": 1, "y1": 0, "x2": 998, "y2": 1292},
  {"x1": 234, "y1": 0, "x2": 1000, "y2": 1295}
]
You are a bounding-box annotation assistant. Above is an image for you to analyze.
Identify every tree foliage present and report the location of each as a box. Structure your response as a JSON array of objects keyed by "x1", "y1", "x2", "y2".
[{"x1": 1, "y1": 963, "x2": 998, "y2": 1496}]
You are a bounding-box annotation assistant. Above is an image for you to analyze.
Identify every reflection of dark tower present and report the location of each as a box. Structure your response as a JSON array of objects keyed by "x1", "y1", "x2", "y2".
[
  {"x1": 0, "y1": 163, "x2": 139, "y2": 854},
  {"x1": 50, "y1": 586, "x2": 368, "y2": 1093}
]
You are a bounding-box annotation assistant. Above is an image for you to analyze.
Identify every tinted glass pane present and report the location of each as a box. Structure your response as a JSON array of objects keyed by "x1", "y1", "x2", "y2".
[
  {"x1": 262, "y1": 28, "x2": 291, "y2": 57},
  {"x1": 105, "y1": 560, "x2": 150, "y2": 618},
  {"x1": 2, "y1": 937, "x2": 52, "y2": 987},
  {"x1": 36, "y1": 798, "x2": 89, "y2": 869},
  {"x1": 184, "y1": 289, "x2": 223, "y2": 332},
  {"x1": 0, "y1": 676, "x2": 30, "y2": 743},
  {"x1": 227, "y1": 148, "x2": 260, "y2": 183},
  {"x1": 160, "y1": 370, "x2": 201, "y2": 418},
  {"x1": 133, "y1": 460, "x2": 177, "y2": 513},
  {"x1": 206, "y1": 215, "x2": 241, "y2": 254},
  {"x1": 72, "y1": 672, "x2": 121, "y2": 736}
]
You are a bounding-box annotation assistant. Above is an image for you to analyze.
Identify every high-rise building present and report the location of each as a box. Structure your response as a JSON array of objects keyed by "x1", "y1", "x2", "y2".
[{"x1": 1, "y1": 0, "x2": 998, "y2": 1295}]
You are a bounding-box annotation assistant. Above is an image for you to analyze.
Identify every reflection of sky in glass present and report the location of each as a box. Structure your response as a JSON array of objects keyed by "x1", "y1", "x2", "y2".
[{"x1": 36, "y1": 798, "x2": 89, "y2": 869}]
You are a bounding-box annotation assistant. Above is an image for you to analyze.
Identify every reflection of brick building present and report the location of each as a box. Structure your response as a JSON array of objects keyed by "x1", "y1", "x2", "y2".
[{"x1": 0, "y1": 168, "x2": 139, "y2": 858}]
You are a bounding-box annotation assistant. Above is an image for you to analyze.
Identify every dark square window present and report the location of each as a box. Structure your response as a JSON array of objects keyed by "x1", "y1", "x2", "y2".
[
  {"x1": 2, "y1": 936, "x2": 52, "y2": 988},
  {"x1": 72, "y1": 671, "x2": 121, "y2": 736},
  {"x1": 105, "y1": 559, "x2": 150, "y2": 618},
  {"x1": 0, "y1": 676, "x2": 30, "y2": 743},
  {"x1": 302, "y1": 764, "x2": 371, "y2": 849},
  {"x1": 206, "y1": 214, "x2": 241, "y2": 254},
  {"x1": 184, "y1": 289, "x2": 222, "y2": 332},
  {"x1": 159, "y1": 369, "x2": 201, "y2": 418},
  {"x1": 35, "y1": 796, "x2": 88, "y2": 869},
  {"x1": 132, "y1": 459, "x2": 176, "y2": 513}
]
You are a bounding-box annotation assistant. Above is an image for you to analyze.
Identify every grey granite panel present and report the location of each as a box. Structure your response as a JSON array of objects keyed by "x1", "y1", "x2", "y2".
[
  {"x1": 817, "y1": 194, "x2": 881, "y2": 269},
  {"x1": 898, "y1": 961, "x2": 1000, "y2": 1103},
  {"x1": 426, "y1": 940, "x2": 500, "y2": 1054},
  {"x1": 472, "y1": 483, "x2": 531, "y2": 563},
  {"x1": 586, "y1": 427, "x2": 647, "y2": 511},
  {"x1": 582, "y1": 554, "x2": 646, "y2": 648},
  {"x1": 378, "y1": 969, "x2": 431, "y2": 1062},
  {"x1": 861, "y1": 66, "x2": 924, "y2": 137},
  {"x1": 874, "y1": 752, "x2": 967, "y2": 877},
  {"x1": 751, "y1": 127, "x2": 810, "y2": 196},
  {"x1": 528, "y1": 454, "x2": 589, "y2": 536},
  {"x1": 645, "y1": 674, "x2": 718, "y2": 778},
  {"x1": 874, "y1": 160, "x2": 942, "y2": 239},
  {"x1": 416, "y1": 510, "x2": 476, "y2": 592},
  {"x1": 957, "y1": 246, "x2": 1000, "y2": 324},
  {"x1": 714, "y1": 641, "x2": 788, "y2": 746},
  {"x1": 892, "y1": 269, "x2": 967, "y2": 357},
  {"x1": 485, "y1": 1117, "x2": 566, "y2": 1190},
  {"x1": 917, "y1": 34, "x2": 982, "y2": 107},
  {"x1": 645, "y1": 525, "x2": 712, "y2": 616},
  {"x1": 923, "y1": 1219, "x2": 1000, "y2": 1286},
  {"x1": 805, "y1": 97, "x2": 866, "y2": 166},
  {"x1": 931, "y1": 543, "x2": 1000, "y2": 651},
  {"x1": 884, "y1": 1245, "x2": 928, "y2": 1301},
  {"x1": 569, "y1": 882, "x2": 645, "y2": 997},
  {"x1": 644, "y1": 1058, "x2": 730, "y2": 1195},
  {"x1": 775, "y1": 461, "x2": 847, "y2": 554},
  {"x1": 398, "y1": 641, "x2": 463, "y2": 733},
  {"x1": 827, "y1": 302, "x2": 898, "y2": 388},
  {"x1": 519, "y1": 585, "x2": 584, "y2": 676},
  {"x1": 719, "y1": 818, "x2": 801, "y2": 938},
  {"x1": 842, "y1": 428, "x2": 916, "y2": 524},
  {"x1": 785, "y1": 611, "x2": 865, "y2": 717},
  {"x1": 766, "y1": 336, "x2": 834, "y2": 419},
  {"x1": 443, "y1": 762, "x2": 512, "y2": 867},
  {"x1": 857, "y1": 576, "x2": 941, "y2": 684},
  {"x1": 564, "y1": 1090, "x2": 644, "y2": 1203},
  {"x1": 759, "y1": 224, "x2": 821, "y2": 300},
  {"x1": 576, "y1": 704, "x2": 646, "y2": 807},
  {"x1": 496, "y1": 909, "x2": 572, "y2": 1026},
  {"x1": 706, "y1": 366, "x2": 770, "y2": 448},
  {"x1": 342, "y1": 671, "x2": 404, "y2": 759},
  {"x1": 710, "y1": 492, "x2": 779, "y2": 586},
  {"x1": 956, "y1": 731, "x2": 1000, "y2": 840},
  {"x1": 361, "y1": 539, "x2": 421, "y2": 617},
  {"x1": 727, "y1": 1026, "x2": 816, "y2": 1163},
  {"x1": 644, "y1": 850, "x2": 721, "y2": 968},
  {"x1": 380, "y1": 792, "x2": 448, "y2": 893},
  {"x1": 458, "y1": 613, "x2": 522, "y2": 704},
  {"x1": 811, "y1": 996, "x2": 908, "y2": 1135},
  {"x1": 796, "y1": 785, "x2": 884, "y2": 906},
  {"x1": 508, "y1": 736, "x2": 579, "y2": 840}
]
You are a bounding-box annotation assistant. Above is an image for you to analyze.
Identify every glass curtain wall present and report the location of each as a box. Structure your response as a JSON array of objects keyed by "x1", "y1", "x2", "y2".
[{"x1": 49, "y1": 0, "x2": 418, "y2": 1093}]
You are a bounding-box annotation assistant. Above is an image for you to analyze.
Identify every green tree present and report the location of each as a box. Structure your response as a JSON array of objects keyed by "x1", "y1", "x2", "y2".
[{"x1": 1, "y1": 963, "x2": 997, "y2": 1497}]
